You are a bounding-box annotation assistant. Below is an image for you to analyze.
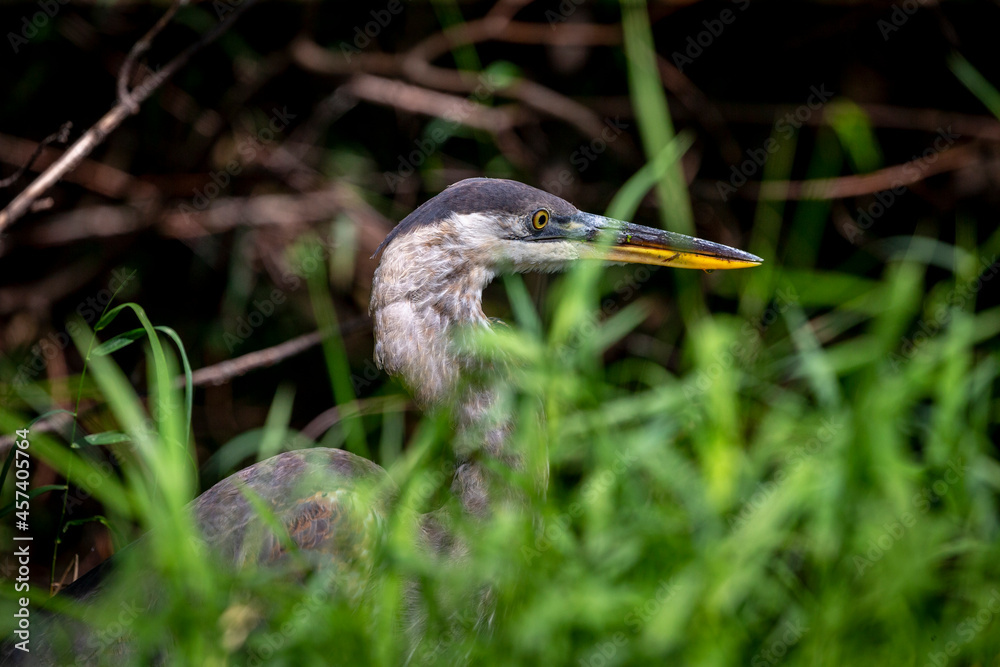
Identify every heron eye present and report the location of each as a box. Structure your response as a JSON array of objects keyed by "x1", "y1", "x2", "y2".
[{"x1": 532, "y1": 209, "x2": 549, "y2": 230}]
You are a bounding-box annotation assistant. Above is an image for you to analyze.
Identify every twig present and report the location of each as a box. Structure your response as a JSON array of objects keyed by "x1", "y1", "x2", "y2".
[
  {"x1": 282, "y1": 89, "x2": 360, "y2": 164},
  {"x1": 0, "y1": 122, "x2": 72, "y2": 189},
  {"x1": 117, "y1": 0, "x2": 184, "y2": 111},
  {"x1": 0, "y1": 259, "x2": 109, "y2": 314},
  {"x1": 300, "y1": 396, "x2": 408, "y2": 442},
  {"x1": 0, "y1": 0, "x2": 261, "y2": 233},
  {"x1": 290, "y1": 18, "x2": 631, "y2": 155},
  {"x1": 408, "y1": 18, "x2": 621, "y2": 66},
  {"x1": 161, "y1": 187, "x2": 357, "y2": 237},
  {"x1": 400, "y1": 18, "x2": 628, "y2": 151},
  {"x1": 700, "y1": 102, "x2": 1000, "y2": 143},
  {"x1": 583, "y1": 98, "x2": 1000, "y2": 143},
  {"x1": 184, "y1": 321, "x2": 370, "y2": 388},
  {"x1": 53, "y1": 554, "x2": 81, "y2": 594},
  {"x1": 188, "y1": 331, "x2": 321, "y2": 387},
  {"x1": 341, "y1": 74, "x2": 519, "y2": 132},
  {"x1": 8, "y1": 184, "x2": 395, "y2": 257},
  {"x1": 756, "y1": 143, "x2": 983, "y2": 200},
  {"x1": 0, "y1": 131, "x2": 159, "y2": 201},
  {"x1": 0, "y1": 411, "x2": 76, "y2": 459},
  {"x1": 655, "y1": 57, "x2": 742, "y2": 165},
  {"x1": 711, "y1": 143, "x2": 985, "y2": 201}
]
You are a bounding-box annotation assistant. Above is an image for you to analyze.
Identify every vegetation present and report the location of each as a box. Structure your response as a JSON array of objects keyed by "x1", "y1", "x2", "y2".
[{"x1": 1, "y1": 0, "x2": 999, "y2": 665}]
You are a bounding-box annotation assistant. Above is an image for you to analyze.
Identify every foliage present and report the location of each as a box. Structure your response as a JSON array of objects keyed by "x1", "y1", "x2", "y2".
[
  {"x1": 2, "y1": 0, "x2": 1000, "y2": 665},
  {"x1": 2, "y1": 222, "x2": 999, "y2": 664}
]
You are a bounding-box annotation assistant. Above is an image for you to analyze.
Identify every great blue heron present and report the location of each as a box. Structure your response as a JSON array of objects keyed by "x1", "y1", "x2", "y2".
[{"x1": 3, "y1": 178, "x2": 760, "y2": 664}]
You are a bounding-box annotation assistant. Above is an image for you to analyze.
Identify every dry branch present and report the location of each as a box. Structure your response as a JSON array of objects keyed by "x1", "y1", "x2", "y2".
[
  {"x1": 0, "y1": 0, "x2": 261, "y2": 233},
  {"x1": 750, "y1": 143, "x2": 984, "y2": 200},
  {"x1": 0, "y1": 123, "x2": 73, "y2": 189}
]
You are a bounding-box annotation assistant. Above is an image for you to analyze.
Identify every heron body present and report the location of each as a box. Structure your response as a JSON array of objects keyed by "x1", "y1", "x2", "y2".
[
  {"x1": 2, "y1": 178, "x2": 760, "y2": 664},
  {"x1": 369, "y1": 177, "x2": 760, "y2": 517}
]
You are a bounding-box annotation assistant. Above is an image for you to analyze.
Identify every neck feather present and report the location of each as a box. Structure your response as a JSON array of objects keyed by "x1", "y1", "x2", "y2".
[
  {"x1": 371, "y1": 225, "x2": 532, "y2": 516},
  {"x1": 370, "y1": 223, "x2": 494, "y2": 406}
]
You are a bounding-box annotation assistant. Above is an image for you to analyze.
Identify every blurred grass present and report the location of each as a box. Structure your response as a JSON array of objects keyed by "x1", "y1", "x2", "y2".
[
  {"x1": 1, "y1": 2, "x2": 999, "y2": 666},
  {"x1": 2, "y1": 202, "x2": 998, "y2": 665}
]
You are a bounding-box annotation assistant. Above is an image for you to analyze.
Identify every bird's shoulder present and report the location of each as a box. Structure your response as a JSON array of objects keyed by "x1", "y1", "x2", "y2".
[{"x1": 194, "y1": 448, "x2": 395, "y2": 571}]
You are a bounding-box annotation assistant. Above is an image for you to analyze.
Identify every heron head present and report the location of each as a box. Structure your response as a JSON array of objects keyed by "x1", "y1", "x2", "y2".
[{"x1": 374, "y1": 178, "x2": 763, "y2": 274}]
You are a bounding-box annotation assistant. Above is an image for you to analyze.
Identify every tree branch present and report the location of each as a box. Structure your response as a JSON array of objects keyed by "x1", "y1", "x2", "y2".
[
  {"x1": 0, "y1": 122, "x2": 73, "y2": 189},
  {"x1": 0, "y1": 0, "x2": 261, "y2": 233},
  {"x1": 184, "y1": 321, "x2": 370, "y2": 389}
]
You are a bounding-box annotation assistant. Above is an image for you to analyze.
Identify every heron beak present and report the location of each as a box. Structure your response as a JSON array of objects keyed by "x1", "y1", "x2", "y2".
[{"x1": 568, "y1": 212, "x2": 763, "y2": 270}]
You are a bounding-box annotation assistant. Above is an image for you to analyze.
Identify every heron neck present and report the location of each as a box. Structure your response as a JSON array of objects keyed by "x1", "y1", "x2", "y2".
[
  {"x1": 371, "y1": 238, "x2": 525, "y2": 516},
  {"x1": 370, "y1": 238, "x2": 494, "y2": 406}
]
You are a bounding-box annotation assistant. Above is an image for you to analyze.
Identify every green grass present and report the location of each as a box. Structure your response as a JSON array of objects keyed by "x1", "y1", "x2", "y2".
[
  {"x1": 2, "y1": 5, "x2": 1000, "y2": 665},
  {"x1": 1, "y1": 225, "x2": 998, "y2": 665}
]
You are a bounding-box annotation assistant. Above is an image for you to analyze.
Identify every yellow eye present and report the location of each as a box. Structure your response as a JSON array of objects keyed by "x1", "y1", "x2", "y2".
[{"x1": 532, "y1": 209, "x2": 549, "y2": 230}]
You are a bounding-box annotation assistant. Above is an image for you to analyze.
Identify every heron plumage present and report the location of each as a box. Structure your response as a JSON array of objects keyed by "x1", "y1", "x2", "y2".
[{"x1": 3, "y1": 178, "x2": 761, "y2": 665}]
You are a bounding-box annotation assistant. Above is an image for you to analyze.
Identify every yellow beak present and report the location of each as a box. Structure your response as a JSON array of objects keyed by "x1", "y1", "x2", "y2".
[{"x1": 568, "y1": 212, "x2": 763, "y2": 270}]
